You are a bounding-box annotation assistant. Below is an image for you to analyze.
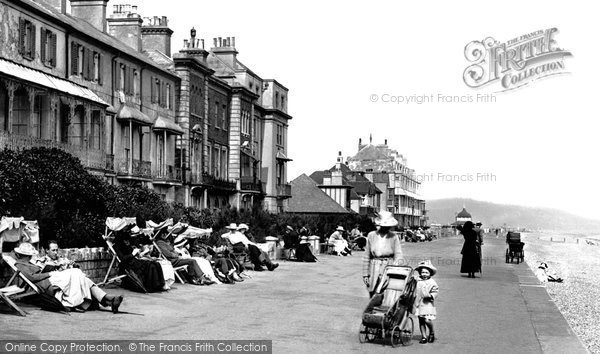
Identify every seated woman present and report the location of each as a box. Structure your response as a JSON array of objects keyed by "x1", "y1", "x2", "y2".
[
  {"x1": 193, "y1": 238, "x2": 246, "y2": 283},
  {"x1": 223, "y1": 224, "x2": 279, "y2": 271},
  {"x1": 113, "y1": 232, "x2": 166, "y2": 292},
  {"x1": 329, "y1": 226, "x2": 351, "y2": 256},
  {"x1": 173, "y1": 236, "x2": 221, "y2": 284},
  {"x1": 13, "y1": 242, "x2": 123, "y2": 313}
]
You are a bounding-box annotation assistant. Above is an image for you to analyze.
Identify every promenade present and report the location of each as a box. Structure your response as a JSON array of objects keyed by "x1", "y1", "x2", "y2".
[{"x1": 0, "y1": 236, "x2": 587, "y2": 353}]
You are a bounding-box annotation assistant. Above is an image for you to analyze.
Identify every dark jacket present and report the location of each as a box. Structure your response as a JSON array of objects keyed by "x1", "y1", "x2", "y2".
[
  {"x1": 14, "y1": 258, "x2": 54, "y2": 294},
  {"x1": 155, "y1": 239, "x2": 180, "y2": 262}
]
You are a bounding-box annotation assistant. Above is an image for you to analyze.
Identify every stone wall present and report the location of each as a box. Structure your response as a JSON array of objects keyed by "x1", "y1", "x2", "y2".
[{"x1": 1, "y1": 248, "x2": 118, "y2": 286}]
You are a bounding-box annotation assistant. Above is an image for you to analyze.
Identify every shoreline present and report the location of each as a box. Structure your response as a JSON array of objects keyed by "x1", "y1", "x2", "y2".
[{"x1": 522, "y1": 232, "x2": 599, "y2": 354}]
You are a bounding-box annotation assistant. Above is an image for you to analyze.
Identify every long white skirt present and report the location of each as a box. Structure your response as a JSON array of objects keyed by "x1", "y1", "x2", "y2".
[
  {"x1": 48, "y1": 268, "x2": 94, "y2": 307},
  {"x1": 330, "y1": 240, "x2": 349, "y2": 255},
  {"x1": 157, "y1": 259, "x2": 175, "y2": 290},
  {"x1": 191, "y1": 257, "x2": 221, "y2": 283}
]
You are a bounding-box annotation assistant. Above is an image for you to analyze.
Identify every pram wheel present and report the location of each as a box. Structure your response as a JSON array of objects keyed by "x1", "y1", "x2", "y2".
[
  {"x1": 358, "y1": 323, "x2": 376, "y2": 343},
  {"x1": 391, "y1": 316, "x2": 414, "y2": 347}
]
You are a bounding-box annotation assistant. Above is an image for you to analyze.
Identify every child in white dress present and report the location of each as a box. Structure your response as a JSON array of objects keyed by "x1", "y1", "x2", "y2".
[{"x1": 414, "y1": 260, "x2": 439, "y2": 344}]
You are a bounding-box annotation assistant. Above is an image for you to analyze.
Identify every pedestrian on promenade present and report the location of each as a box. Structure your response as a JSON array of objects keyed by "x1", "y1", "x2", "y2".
[
  {"x1": 362, "y1": 211, "x2": 403, "y2": 297},
  {"x1": 459, "y1": 221, "x2": 481, "y2": 278},
  {"x1": 414, "y1": 260, "x2": 439, "y2": 344}
]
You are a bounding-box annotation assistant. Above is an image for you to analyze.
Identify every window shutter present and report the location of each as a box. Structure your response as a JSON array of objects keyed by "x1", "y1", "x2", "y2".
[
  {"x1": 30, "y1": 24, "x2": 36, "y2": 58},
  {"x1": 161, "y1": 81, "x2": 165, "y2": 106},
  {"x1": 116, "y1": 63, "x2": 121, "y2": 90},
  {"x1": 97, "y1": 53, "x2": 102, "y2": 85},
  {"x1": 129, "y1": 67, "x2": 134, "y2": 94},
  {"x1": 19, "y1": 18, "x2": 25, "y2": 54},
  {"x1": 71, "y1": 42, "x2": 78, "y2": 75},
  {"x1": 50, "y1": 32, "x2": 57, "y2": 67},
  {"x1": 40, "y1": 27, "x2": 46, "y2": 64},
  {"x1": 151, "y1": 76, "x2": 155, "y2": 103},
  {"x1": 125, "y1": 66, "x2": 131, "y2": 95}
]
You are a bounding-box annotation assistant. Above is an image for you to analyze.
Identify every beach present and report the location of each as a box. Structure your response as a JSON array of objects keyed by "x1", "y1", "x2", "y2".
[{"x1": 523, "y1": 232, "x2": 600, "y2": 354}]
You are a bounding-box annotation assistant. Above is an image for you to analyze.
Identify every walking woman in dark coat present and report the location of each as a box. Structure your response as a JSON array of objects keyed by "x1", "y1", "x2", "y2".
[{"x1": 460, "y1": 221, "x2": 481, "y2": 278}]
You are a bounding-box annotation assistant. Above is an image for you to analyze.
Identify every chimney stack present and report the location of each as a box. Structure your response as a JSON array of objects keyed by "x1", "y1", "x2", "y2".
[
  {"x1": 107, "y1": 4, "x2": 143, "y2": 51},
  {"x1": 385, "y1": 139, "x2": 387, "y2": 145},
  {"x1": 70, "y1": 0, "x2": 109, "y2": 32},
  {"x1": 211, "y1": 35, "x2": 239, "y2": 67},
  {"x1": 141, "y1": 15, "x2": 174, "y2": 55}
]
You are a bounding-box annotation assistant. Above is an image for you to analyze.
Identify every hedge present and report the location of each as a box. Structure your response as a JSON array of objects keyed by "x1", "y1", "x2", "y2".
[{"x1": 0, "y1": 147, "x2": 374, "y2": 248}]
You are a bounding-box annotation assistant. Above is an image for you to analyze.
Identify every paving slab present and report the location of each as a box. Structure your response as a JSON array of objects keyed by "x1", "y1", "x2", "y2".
[{"x1": 0, "y1": 235, "x2": 587, "y2": 353}]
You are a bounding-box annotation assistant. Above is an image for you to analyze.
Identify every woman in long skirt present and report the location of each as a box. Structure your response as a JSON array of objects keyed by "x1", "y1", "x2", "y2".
[
  {"x1": 459, "y1": 221, "x2": 481, "y2": 278},
  {"x1": 362, "y1": 211, "x2": 404, "y2": 297}
]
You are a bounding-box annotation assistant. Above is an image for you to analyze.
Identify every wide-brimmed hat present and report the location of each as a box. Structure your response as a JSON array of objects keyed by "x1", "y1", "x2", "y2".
[
  {"x1": 286, "y1": 225, "x2": 294, "y2": 231},
  {"x1": 463, "y1": 221, "x2": 475, "y2": 230},
  {"x1": 336, "y1": 226, "x2": 344, "y2": 231},
  {"x1": 538, "y1": 262, "x2": 548, "y2": 270},
  {"x1": 13, "y1": 242, "x2": 38, "y2": 256},
  {"x1": 226, "y1": 223, "x2": 238, "y2": 230},
  {"x1": 475, "y1": 222, "x2": 483, "y2": 226},
  {"x1": 374, "y1": 211, "x2": 398, "y2": 227},
  {"x1": 237, "y1": 223, "x2": 249, "y2": 231},
  {"x1": 415, "y1": 260, "x2": 437, "y2": 276}
]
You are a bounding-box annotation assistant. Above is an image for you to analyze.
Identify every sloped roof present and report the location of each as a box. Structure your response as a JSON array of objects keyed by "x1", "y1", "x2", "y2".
[
  {"x1": 145, "y1": 50, "x2": 175, "y2": 72},
  {"x1": 351, "y1": 144, "x2": 392, "y2": 161},
  {"x1": 457, "y1": 207, "x2": 472, "y2": 218},
  {"x1": 348, "y1": 180, "x2": 382, "y2": 195},
  {"x1": 308, "y1": 170, "x2": 352, "y2": 187},
  {"x1": 23, "y1": 0, "x2": 177, "y2": 78},
  {"x1": 287, "y1": 174, "x2": 351, "y2": 214}
]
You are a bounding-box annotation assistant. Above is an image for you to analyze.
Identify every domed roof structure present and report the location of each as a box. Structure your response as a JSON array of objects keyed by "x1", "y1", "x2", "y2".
[{"x1": 456, "y1": 207, "x2": 471, "y2": 218}]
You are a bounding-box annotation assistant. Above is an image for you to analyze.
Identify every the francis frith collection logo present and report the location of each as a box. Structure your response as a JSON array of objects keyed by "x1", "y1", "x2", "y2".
[{"x1": 463, "y1": 28, "x2": 572, "y2": 92}]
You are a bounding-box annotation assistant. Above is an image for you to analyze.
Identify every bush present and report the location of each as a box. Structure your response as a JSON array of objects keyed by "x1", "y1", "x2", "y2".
[{"x1": 1, "y1": 147, "x2": 376, "y2": 248}]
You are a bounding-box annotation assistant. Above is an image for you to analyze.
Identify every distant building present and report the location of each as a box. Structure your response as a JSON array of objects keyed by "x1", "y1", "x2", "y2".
[
  {"x1": 346, "y1": 137, "x2": 426, "y2": 227},
  {"x1": 287, "y1": 174, "x2": 351, "y2": 215},
  {"x1": 453, "y1": 207, "x2": 472, "y2": 227},
  {"x1": 309, "y1": 152, "x2": 381, "y2": 215}
]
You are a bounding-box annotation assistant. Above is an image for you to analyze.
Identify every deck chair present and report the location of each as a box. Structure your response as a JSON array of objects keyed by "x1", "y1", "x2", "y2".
[
  {"x1": 149, "y1": 219, "x2": 188, "y2": 284},
  {"x1": 98, "y1": 217, "x2": 147, "y2": 293},
  {"x1": 0, "y1": 282, "x2": 26, "y2": 316},
  {"x1": 1, "y1": 217, "x2": 68, "y2": 315},
  {"x1": 2, "y1": 254, "x2": 69, "y2": 315}
]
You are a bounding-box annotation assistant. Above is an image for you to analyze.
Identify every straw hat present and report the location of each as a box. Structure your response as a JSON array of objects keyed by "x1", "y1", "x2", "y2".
[
  {"x1": 286, "y1": 225, "x2": 294, "y2": 231},
  {"x1": 415, "y1": 260, "x2": 437, "y2": 276},
  {"x1": 374, "y1": 211, "x2": 398, "y2": 227},
  {"x1": 226, "y1": 223, "x2": 238, "y2": 230},
  {"x1": 237, "y1": 223, "x2": 249, "y2": 231},
  {"x1": 13, "y1": 242, "x2": 38, "y2": 256},
  {"x1": 336, "y1": 226, "x2": 344, "y2": 232}
]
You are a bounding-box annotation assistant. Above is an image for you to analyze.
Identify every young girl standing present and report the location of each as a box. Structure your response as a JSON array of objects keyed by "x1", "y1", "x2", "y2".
[{"x1": 414, "y1": 260, "x2": 439, "y2": 344}]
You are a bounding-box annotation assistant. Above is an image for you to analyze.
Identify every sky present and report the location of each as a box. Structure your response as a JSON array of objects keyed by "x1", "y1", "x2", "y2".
[{"x1": 113, "y1": 0, "x2": 599, "y2": 221}]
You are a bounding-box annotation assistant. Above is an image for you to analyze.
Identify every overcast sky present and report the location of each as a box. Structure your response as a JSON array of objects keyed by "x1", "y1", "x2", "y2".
[{"x1": 115, "y1": 0, "x2": 599, "y2": 221}]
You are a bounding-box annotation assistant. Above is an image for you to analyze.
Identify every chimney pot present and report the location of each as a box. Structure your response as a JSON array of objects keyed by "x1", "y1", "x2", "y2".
[
  {"x1": 385, "y1": 139, "x2": 387, "y2": 145},
  {"x1": 183, "y1": 39, "x2": 189, "y2": 48},
  {"x1": 213, "y1": 38, "x2": 218, "y2": 47},
  {"x1": 227, "y1": 37, "x2": 231, "y2": 46},
  {"x1": 232, "y1": 37, "x2": 236, "y2": 47},
  {"x1": 201, "y1": 39, "x2": 205, "y2": 49},
  {"x1": 218, "y1": 37, "x2": 222, "y2": 46}
]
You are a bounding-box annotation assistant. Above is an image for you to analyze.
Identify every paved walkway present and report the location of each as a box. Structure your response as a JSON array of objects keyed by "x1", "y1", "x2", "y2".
[{"x1": 0, "y1": 236, "x2": 587, "y2": 353}]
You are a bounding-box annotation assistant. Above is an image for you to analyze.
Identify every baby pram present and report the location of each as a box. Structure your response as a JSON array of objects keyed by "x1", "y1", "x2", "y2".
[
  {"x1": 359, "y1": 265, "x2": 417, "y2": 347},
  {"x1": 505, "y1": 232, "x2": 524, "y2": 264}
]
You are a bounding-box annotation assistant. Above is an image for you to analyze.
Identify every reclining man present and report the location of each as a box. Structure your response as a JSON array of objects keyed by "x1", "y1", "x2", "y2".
[
  {"x1": 13, "y1": 242, "x2": 123, "y2": 313},
  {"x1": 155, "y1": 230, "x2": 215, "y2": 285},
  {"x1": 35, "y1": 240, "x2": 78, "y2": 271},
  {"x1": 222, "y1": 223, "x2": 279, "y2": 271}
]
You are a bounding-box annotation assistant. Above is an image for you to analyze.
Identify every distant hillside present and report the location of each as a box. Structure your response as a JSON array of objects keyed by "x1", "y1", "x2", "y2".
[{"x1": 426, "y1": 198, "x2": 600, "y2": 232}]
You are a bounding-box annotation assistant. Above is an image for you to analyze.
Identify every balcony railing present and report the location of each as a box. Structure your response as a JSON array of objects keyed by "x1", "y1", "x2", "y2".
[
  {"x1": 0, "y1": 130, "x2": 106, "y2": 170},
  {"x1": 153, "y1": 165, "x2": 182, "y2": 183},
  {"x1": 240, "y1": 176, "x2": 263, "y2": 193},
  {"x1": 116, "y1": 158, "x2": 152, "y2": 179},
  {"x1": 276, "y1": 183, "x2": 292, "y2": 198}
]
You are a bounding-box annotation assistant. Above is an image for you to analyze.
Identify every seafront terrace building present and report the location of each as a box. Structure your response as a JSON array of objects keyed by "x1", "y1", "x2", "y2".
[
  {"x1": 0, "y1": 0, "x2": 294, "y2": 213},
  {"x1": 0, "y1": 0, "x2": 181, "y2": 202},
  {"x1": 346, "y1": 138, "x2": 427, "y2": 227}
]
